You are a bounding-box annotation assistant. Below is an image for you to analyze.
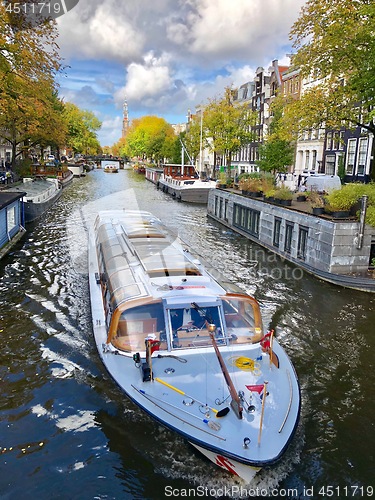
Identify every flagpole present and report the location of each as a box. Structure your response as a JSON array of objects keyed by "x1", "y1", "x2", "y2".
[
  {"x1": 258, "y1": 381, "x2": 268, "y2": 446},
  {"x1": 269, "y1": 330, "x2": 274, "y2": 367}
]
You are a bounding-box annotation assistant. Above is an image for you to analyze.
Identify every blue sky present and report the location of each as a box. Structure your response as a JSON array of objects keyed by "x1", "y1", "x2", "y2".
[{"x1": 56, "y1": 0, "x2": 306, "y2": 146}]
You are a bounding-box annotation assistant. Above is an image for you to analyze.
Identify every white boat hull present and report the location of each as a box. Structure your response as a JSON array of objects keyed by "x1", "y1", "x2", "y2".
[
  {"x1": 88, "y1": 210, "x2": 300, "y2": 483},
  {"x1": 158, "y1": 178, "x2": 216, "y2": 203}
]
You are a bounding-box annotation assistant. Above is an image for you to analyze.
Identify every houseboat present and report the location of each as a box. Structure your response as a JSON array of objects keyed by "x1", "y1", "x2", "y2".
[
  {"x1": 157, "y1": 164, "x2": 217, "y2": 203},
  {"x1": 208, "y1": 189, "x2": 375, "y2": 293},
  {"x1": 5, "y1": 177, "x2": 62, "y2": 223},
  {"x1": 0, "y1": 192, "x2": 26, "y2": 259},
  {"x1": 88, "y1": 210, "x2": 300, "y2": 482},
  {"x1": 31, "y1": 163, "x2": 74, "y2": 188},
  {"x1": 145, "y1": 165, "x2": 164, "y2": 185}
]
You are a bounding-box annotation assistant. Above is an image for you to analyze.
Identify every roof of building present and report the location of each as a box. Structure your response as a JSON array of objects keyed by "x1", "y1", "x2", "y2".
[{"x1": 0, "y1": 191, "x2": 26, "y2": 210}]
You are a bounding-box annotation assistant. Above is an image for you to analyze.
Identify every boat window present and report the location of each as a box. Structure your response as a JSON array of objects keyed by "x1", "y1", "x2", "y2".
[
  {"x1": 111, "y1": 301, "x2": 166, "y2": 353},
  {"x1": 168, "y1": 305, "x2": 224, "y2": 349},
  {"x1": 221, "y1": 295, "x2": 263, "y2": 344}
]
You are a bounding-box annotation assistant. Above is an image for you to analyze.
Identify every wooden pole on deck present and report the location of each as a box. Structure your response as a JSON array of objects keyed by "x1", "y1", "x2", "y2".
[{"x1": 258, "y1": 381, "x2": 268, "y2": 446}]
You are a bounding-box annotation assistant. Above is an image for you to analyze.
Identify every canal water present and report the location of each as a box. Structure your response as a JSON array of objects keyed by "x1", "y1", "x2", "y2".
[{"x1": 0, "y1": 169, "x2": 374, "y2": 499}]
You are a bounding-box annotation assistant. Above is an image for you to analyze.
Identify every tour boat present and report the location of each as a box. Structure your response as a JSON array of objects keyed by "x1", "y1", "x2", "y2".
[
  {"x1": 104, "y1": 165, "x2": 119, "y2": 173},
  {"x1": 157, "y1": 164, "x2": 217, "y2": 203},
  {"x1": 102, "y1": 161, "x2": 120, "y2": 173},
  {"x1": 88, "y1": 210, "x2": 300, "y2": 482}
]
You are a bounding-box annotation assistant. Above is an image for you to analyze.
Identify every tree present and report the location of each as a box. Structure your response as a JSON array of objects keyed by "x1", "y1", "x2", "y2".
[
  {"x1": 0, "y1": 3, "x2": 61, "y2": 165},
  {"x1": 63, "y1": 103, "x2": 102, "y2": 155},
  {"x1": 287, "y1": 0, "x2": 375, "y2": 176},
  {"x1": 123, "y1": 116, "x2": 175, "y2": 163},
  {"x1": 203, "y1": 87, "x2": 257, "y2": 171},
  {"x1": 256, "y1": 100, "x2": 295, "y2": 174},
  {"x1": 184, "y1": 119, "x2": 203, "y2": 164}
]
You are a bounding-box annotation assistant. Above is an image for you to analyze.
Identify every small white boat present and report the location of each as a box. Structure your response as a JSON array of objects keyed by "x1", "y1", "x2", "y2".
[
  {"x1": 104, "y1": 165, "x2": 119, "y2": 173},
  {"x1": 88, "y1": 210, "x2": 300, "y2": 482},
  {"x1": 102, "y1": 160, "x2": 120, "y2": 173},
  {"x1": 158, "y1": 164, "x2": 217, "y2": 203}
]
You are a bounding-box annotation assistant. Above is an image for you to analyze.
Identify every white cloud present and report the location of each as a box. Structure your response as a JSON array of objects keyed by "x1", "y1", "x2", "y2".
[
  {"x1": 56, "y1": 0, "x2": 307, "y2": 145},
  {"x1": 167, "y1": 0, "x2": 305, "y2": 63},
  {"x1": 118, "y1": 52, "x2": 172, "y2": 103},
  {"x1": 58, "y1": 3, "x2": 145, "y2": 63}
]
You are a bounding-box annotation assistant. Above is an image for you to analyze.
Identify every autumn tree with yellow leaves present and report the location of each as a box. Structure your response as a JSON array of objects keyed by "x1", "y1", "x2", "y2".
[
  {"x1": 121, "y1": 116, "x2": 176, "y2": 163},
  {"x1": 0, "y1": 3, "x2": 63, "y2": 165}
]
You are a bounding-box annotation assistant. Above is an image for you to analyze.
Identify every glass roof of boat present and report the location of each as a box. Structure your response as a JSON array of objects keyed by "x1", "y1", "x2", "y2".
[{"x1": 95, "y1": 214, "x2": 202, "y2": 305}]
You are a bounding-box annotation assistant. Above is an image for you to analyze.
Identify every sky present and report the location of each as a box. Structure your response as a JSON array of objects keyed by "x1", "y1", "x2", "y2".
[{"x1": 56, "y1": 0, "x2": 307, "y2": 147}]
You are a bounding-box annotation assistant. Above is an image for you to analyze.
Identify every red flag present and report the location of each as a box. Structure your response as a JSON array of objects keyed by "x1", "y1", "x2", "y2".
[
  {"x1": 149, "y1": 339, "x2": 160, "y2": 354},
  {"x1": 260, "y1": 331, "x2": 273, "y2": 351},
  {"x1": 246, "y1": 384, "x2": 264, "y2": 394}
]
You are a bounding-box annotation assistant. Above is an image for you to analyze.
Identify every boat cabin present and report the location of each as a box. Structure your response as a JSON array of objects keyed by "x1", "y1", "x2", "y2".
[
  {"x1": 163, "y1": 164, "x2": 198, "y2": 179},
  {"x1": 94, "y1": 212, "x2": 264, "y2": 355}
]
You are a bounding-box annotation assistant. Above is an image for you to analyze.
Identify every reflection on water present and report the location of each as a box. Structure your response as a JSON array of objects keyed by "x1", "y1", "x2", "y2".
[{"x1": 0, "y1": 169, "x2": 374, "y2": 499}]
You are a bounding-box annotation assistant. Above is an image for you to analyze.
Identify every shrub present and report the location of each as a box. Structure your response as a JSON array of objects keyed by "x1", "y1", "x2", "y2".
[
  {"x1": 325, "y1": 188, "x2": 355, "y2": 211},
  {"x1": 308, "y1": 191, "x2": 325, "y2": 208},
  {"x1": 274, "y1": 186, "x2": 293, "y2": 200},
  {"x1": 264, "y1": 188, "x2": 276, "y2": 198},
  {"x1": 365, "y1": 205, "x2": 375, "y2": 227}
]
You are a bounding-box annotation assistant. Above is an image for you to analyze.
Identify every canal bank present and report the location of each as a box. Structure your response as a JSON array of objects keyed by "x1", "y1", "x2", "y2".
[{"x1": 208, "y1": 188, "x2": 375, "y2": 292}]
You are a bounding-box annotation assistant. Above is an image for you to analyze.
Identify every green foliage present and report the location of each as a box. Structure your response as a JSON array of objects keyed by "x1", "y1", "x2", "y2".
[
  {"x1": 257, "y1": 139, "x2": 294, "y2": 174},
  {"x1": 123, "y1": 116, "x2": 175, "y2": 163},
  {"x1": 0, "y1": 4, "x2": 62, "y2": 165},
  {"x1": 274, "y1": 187, "x2": 293, "y2": 200},
  {"x1": 63, "y1": 103, "x2": 102, "y2": 155},
  {"x1": 325, "y1": 188, "x2": 356, "y2": 211},
  {"x1": 337, "y1": 155, "x2": 346, "y2": 183},
  {"x1": 289, "y1": 0, "x2": 375, "y2": 136},
  {"x1": 366, "y1": 206, "x2": 375, "y2": 227},
  {"x1": 204, "y1": 87, "x2": 257, "y2": 167}
]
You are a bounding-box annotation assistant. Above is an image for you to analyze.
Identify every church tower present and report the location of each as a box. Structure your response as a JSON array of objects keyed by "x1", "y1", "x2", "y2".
[{"x1": 122, "y1": 99, "x2": 129, "y2": 138}]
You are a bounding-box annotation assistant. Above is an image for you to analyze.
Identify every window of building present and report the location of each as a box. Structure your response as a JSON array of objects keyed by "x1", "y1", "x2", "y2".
[
  {"x1": 273, "y1": 218, "x2": 281, "y2": 248},
  {"x1": 325, "y1": 155, "x2": 336, "y2": 175},
  {"x1": 333, "y1": 132, "x2": 340, "y2": 150},
  {"x1": 357, "y1": 137, "x2": 368, "y2": 176},
  {"x1": 346, "y1": 139, "x2": 356, "y2": 174},
  {"x1": 224, "y1": 199, "x2": 228, "y2": 221},
  {"x1": 7, "y1": 206, "x2": 16, "y2": 232},
  {"x1": 284, "y1": 222, "x2": 294, "y2": 254},
  {"x1": 305, "y1": 151, "x2": 310, "y2": 170},
  {"x1": 297, "y1": 226, "x2": 309, "y2": 260},
  {"x1": 233, "y1": 204, "x2": 260, "y2": 238},
  {"x1": 339, "y1": 131, "x2": 345, "y2": 149},
  {"x1": 312, "y1": 150, "x2": 317, "y2": 170},
  {"x1": 326, "y1": 131, "x2": 333, "y2": 150}
]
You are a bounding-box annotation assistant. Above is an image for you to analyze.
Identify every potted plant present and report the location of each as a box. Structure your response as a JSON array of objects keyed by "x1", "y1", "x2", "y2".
[
  {"x1": 274, "y1": 187, "x2": 293, "y2": 206},
  {"x1": 308, "y1": 191, "x2": 325, "y2": 215},
  {"x1": 217, "y1": 172, "x2": 228, "y2": 188},
  {"x1": 239, "y1": 174, "x2": 263, "y2": 197},
  {"x1": 264, "y1": 188, "x2": 276, "y2": 202},
  {"x1": 296, "y1": 192, "x2": 307, "y2": 202},
  {"x1": 325, "y1": 189, "x2": 353, "y2": 218}
]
